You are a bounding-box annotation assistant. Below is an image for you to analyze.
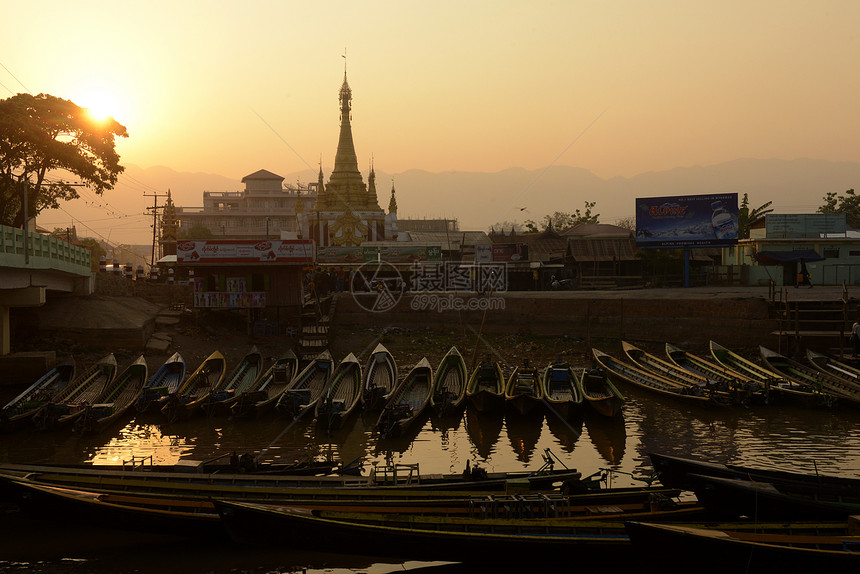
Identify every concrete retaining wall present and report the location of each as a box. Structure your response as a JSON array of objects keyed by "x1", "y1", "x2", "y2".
[{"x1": 332, "y1": 292, "x2": 777, "y2": 350}]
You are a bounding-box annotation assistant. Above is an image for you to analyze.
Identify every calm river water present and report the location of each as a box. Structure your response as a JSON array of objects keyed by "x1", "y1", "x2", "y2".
[{"x1": 2, "y1": 381, "x2": 860, "y2": 573}]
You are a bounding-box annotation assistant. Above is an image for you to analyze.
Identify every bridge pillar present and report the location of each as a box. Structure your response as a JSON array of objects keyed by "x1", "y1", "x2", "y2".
[{"x1": 0, "y1": 287, "x2": 46, "y2": 356}]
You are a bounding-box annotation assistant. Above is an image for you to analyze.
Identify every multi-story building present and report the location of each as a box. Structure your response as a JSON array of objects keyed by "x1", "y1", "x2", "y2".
[{"x1": 177, "y1": 170, "x2": 318, "y2": 239}]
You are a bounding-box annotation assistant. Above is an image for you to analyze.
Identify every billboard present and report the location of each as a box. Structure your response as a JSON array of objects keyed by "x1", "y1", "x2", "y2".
[
  {"x1": 176, "y1": 240, "x2": 313, "y2": 264},
  {"x1": 765, "y1": 213, "x2": 846, "y2": 238},
  {"x1": 635, "y1": 193, "x2": 739, "y2": 248},
  {"x1": 476, "y1": 243, "x2": 529, "y2": 263}
]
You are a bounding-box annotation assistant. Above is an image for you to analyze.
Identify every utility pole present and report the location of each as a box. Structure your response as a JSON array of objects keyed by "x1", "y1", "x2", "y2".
[{"x1": 144, "y1": 192, "x2": 168, "y2": 267}]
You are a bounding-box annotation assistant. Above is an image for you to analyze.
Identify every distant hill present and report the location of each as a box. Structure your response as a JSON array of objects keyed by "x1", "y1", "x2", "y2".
[
  {"x1": 357, "y1": 159, "x2": 860, "y2": 231},
  {"x1": 47, "y1": 159, "x2": 860, "y2": 244}
]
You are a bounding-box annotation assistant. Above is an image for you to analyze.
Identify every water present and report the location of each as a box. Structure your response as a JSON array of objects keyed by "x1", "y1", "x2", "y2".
[{"x1": 3, "y1": 383, "x2": 860, "y2": 572}]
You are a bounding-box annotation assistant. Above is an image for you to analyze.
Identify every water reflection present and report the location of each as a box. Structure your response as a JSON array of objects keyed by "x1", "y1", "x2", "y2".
[
  {"x1": 544, "y1": 410, "x2": 583, "y2": 453},
  {"x1": 504, "y1": 410, "x2": 543, "y2": 463},
  {"x1": 465, "y1": 406, "x2": 503, "y2": 459},
  {"x1": 583, "y1": 410, "x2": 627, "y2": 465},
  {"x1": 4, "y1": 379, "x2": 860, "y2": 488}
]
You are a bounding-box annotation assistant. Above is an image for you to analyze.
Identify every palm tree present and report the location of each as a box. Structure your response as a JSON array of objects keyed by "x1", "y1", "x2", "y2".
[{"x1": 738, "y1": 194, "x2": 773, "y2": 239}]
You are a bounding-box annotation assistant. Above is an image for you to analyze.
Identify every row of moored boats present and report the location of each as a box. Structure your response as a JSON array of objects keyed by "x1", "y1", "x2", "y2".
[
  {"x1": 592, "y1": 340, "x2": 860, "y2": 408},
  {"x1": 1, "y1": 344, "x2": 626, "y2": 436}
]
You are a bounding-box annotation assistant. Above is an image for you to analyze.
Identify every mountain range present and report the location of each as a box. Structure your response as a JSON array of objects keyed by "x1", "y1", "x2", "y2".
[{"x1": 64, "y1": 158, "x2": 860, "y2": 244}]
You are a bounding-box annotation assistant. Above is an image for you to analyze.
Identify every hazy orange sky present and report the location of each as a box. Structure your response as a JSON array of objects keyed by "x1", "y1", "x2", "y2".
[{"x1": 4, "y1": 1, "x2": 860, "y2": 244}]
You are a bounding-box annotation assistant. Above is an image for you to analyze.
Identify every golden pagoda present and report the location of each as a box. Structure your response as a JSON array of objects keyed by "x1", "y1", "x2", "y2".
[{"x1": 310, "y1": 68, "x2": 387, "y2": 246}]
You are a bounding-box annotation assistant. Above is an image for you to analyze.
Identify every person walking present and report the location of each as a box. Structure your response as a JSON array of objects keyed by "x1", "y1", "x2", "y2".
[{"x1": 796, "y1": 258, "x2": 813, "y2": 288}]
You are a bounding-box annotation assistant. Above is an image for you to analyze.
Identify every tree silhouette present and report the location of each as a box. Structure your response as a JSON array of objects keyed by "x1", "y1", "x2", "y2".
[
  {"x1": 0, "y1": 93, "x2": 128, "y2": 227},
  {"x1": 819, "y1": 189, "x2": 860, "y2": 228},
  {"x1": 738, "y1": 193, "x2": 773, "y2": 239}
]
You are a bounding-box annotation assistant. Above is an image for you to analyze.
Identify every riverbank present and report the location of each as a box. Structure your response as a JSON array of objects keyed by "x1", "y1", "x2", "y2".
[{"x1": 3, "y1": 284, "x2": 856, "y2": 392}]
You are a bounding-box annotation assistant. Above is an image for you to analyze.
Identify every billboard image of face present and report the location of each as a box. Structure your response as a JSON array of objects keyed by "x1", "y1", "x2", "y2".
[{"x1": 635, "y1": 193, "x2": 739, "y2": 248}]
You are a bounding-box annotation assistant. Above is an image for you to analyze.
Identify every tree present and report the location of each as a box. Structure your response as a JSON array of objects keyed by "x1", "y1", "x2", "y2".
[
  {"x1": 738, "y1": 193, "x2": 773, "y2": 239},
  {"x1": 179, "y1": 223, "x2": 215, "y2": 239},
  {"x1": 614, "y1": 216, "x2": 636, "y2": 232},
  {"x1": 819, "y1": 189, "x2": 860, "y2": 228},
  {"x1": 524, "y1": 201, "x2": 600, "y2": 232},
  {"x1": 0, "y1": 93, "x2": 128, "y2": 227},
  {"x1": 76, "y1": 237, "x2": 107, "y2": 271}
]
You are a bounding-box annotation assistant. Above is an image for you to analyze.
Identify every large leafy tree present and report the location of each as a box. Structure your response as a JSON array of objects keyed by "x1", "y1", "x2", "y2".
[
  {"x1": 0, "y1": 93, "x2": 128, "y2": 227},
  {"x1": 738, "y1": 193, "x2": 773, "y2": 239},
  {"x1": 76, "y1": 237, "x2": 107, "y2": 271},
  {"x1": 818, "y1": 189, "x2": 860, "y2": 228}
]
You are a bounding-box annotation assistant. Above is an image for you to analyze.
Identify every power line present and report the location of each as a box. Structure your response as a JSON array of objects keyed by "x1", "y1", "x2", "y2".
[
  {"x1": 120, "y1": 173, "x2": 167, "y2": 195},
  {"x1": 0, "y1": 60, "x2": 31, "y2": 94}
]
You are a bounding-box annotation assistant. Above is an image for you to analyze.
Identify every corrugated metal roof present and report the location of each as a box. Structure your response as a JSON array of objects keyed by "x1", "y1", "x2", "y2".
[
  {"x1": 405, "y1": 231, "x2": 491, "y2": 250},
  {"x1": 563, "y1": 223, "x2": 633, "y2": 238},
  {"x1": 567, "y1": 237, "x2": 637, "y2": 262},
  {"x1": 494, "y1": 230, "x2": 567, "y2": 263}
]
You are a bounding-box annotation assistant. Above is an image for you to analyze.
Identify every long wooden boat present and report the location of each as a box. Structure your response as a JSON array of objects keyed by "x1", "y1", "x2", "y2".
[
  {"x1": 6, "y1": 479, "x2": 701, "y2": 546},
  {"x1": 134, "y1": 352, "x2": 185, "y2": 413},
  {"x1": 665, "y1": 343, "x2": 768, "y2": 405},
  {"x1": 709, "y1": 340, "x2": 829, "y2": 407},
  {"x1": 576, "y1": 365, "x2": 623, "y2": 417},
  {"x1": 541, "y1": 360, "x2": 584, "y2": 418},
  {"x1": 1, "y1": 358, "x2": 75, "y2": 432},
  {"x1": 465, "y1": 357, "x2": 506, "y2": 413},
  {"x1": 623, "y1": 341, "x2": 733, "y2": 406},
  {"x1": 430, "y1": 346, "x2": 468, "y2": 417},
  {"x1": 213, "y1": 500, "x2": 634, "y2": 564},
  {"x1": 0, "y1": 462, "x2": 584, "y2": 500},
  {"x1": 32, "y1": 354, "x2": 118, "y2": 431},
  {"x1": 807, "y1": 348, "x2": 860, "y2": 385},
  {"x1": 504, "y1": 360, "x2": 544, "y2": 415},
  {"x1": 591, "y1": 348, "x2": 713, "y2": 406},
  {"x1": 649, "y1": 451, "x2": 860, "y2": 494},
  {"x1": 315, "y1": 352, "x2": 362, "y2": 432},
  {"x1": 74, "y1": 355, "x2": 148, "y2": 434},
  {"x1": 7, "y1": 479, "x2": 226, "y2": 538},
  {"x1": 760, "y1": 346, "x2": 857, "y2": 406},
  {"x1": 158, "y1": 350, "x2": 227, "y2": 423},
  {"x1": 275, "y1": 350, "x2": 333, "y2": 419},
  {"x1": 687, "y1": 473, "x2": 860, "y2": 521},
  {"x1": 7, "y1": 476, "x2": 693, "y2": 520},
  {"x1": 198, "y1": 348, "x2": 264, "y2": 416},
  {"x1": 231, "y1": 350, "x2": 299, "y2": 419},
  {"x1": 376, "y1": 357, "x2": 433, "y2": 438},
  {"x1": 362, "y1": 343, "x2": 397, "y2": 411},
  {"x1": 625, "y1": 521, "x2": 860, "y2": 572}
]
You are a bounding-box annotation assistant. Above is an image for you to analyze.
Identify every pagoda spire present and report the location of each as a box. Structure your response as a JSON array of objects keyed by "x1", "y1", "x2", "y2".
[
  {"x1": 332, "y1": 69, "x2": 360, "y2": 178},
  {"x1": 388, "y1": 180, "x2": 397, "y2": 214}
]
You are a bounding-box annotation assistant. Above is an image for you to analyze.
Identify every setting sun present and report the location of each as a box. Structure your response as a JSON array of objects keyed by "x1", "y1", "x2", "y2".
[
  {"x1": 72, "y1": 80, "x2": 127, "y2": 124},
  {"x1": 82, "y1": 91, "x2": 121, "y2": 122}
]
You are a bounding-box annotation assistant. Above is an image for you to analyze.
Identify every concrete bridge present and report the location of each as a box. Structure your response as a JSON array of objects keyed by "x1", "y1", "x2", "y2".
[{"x1": 0, "y1": 225, "x2": 93, "y2": 356}]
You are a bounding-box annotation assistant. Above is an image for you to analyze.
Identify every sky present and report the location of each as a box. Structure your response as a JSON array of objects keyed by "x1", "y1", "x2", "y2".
[{"x1": 4, "y1": 1, "x2": 860, "y2": 244}]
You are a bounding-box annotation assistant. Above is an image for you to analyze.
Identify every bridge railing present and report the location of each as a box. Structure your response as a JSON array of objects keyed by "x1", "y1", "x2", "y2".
[{"x1": 0, "y1": 224, "x2": 92, "y2": 276}]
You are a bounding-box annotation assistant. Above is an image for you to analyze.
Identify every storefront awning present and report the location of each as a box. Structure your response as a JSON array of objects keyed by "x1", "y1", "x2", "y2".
[{"x1": 755, "y1": 250, "x2": 824, "y2": 264}]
